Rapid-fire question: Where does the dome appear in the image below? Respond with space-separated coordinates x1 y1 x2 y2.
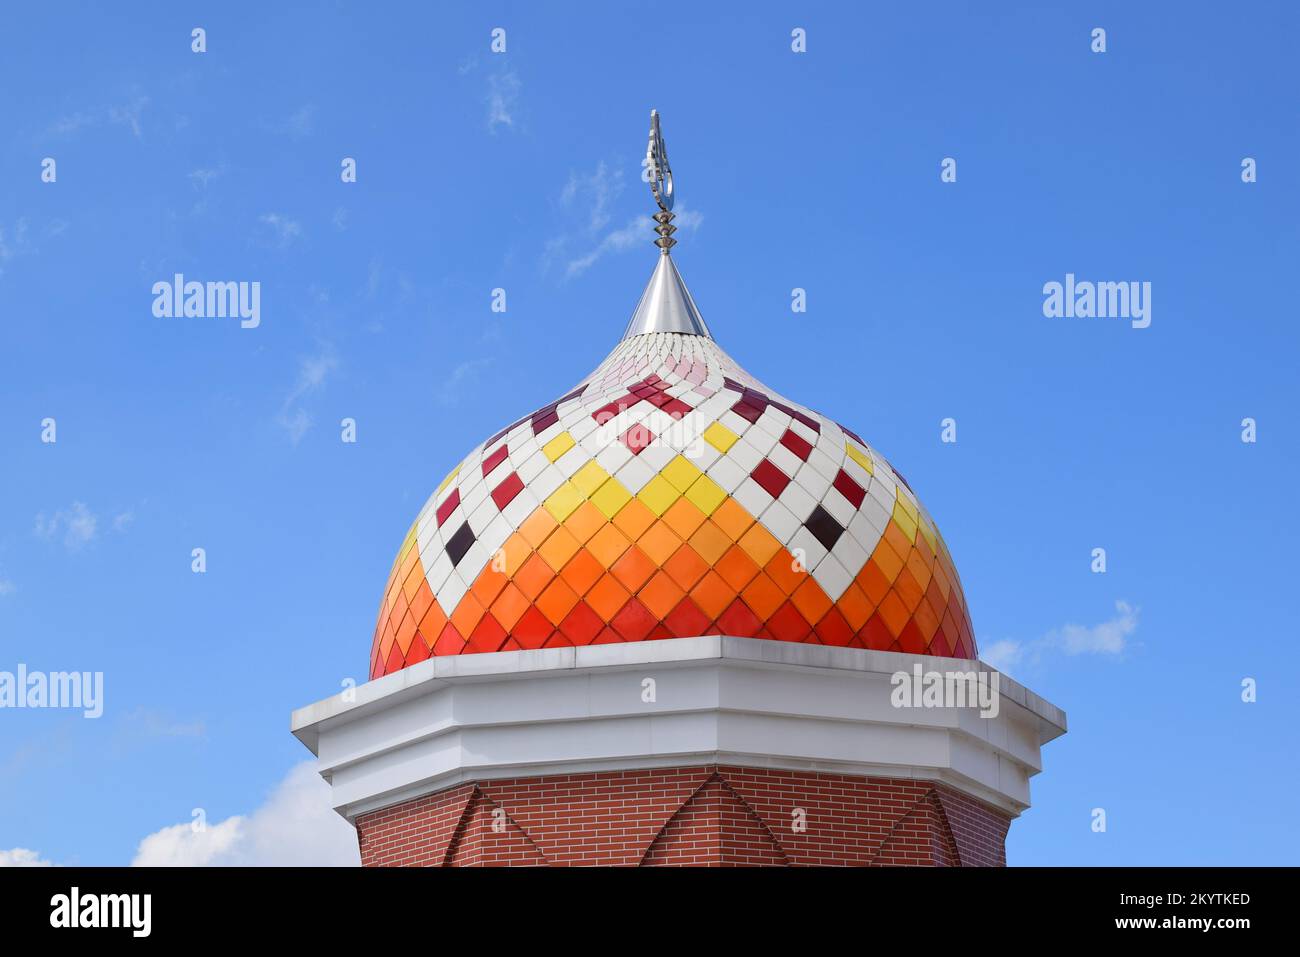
368 115 975 680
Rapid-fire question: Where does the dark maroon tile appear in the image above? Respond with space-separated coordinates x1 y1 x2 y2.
445 521 475 566
780 428 813 461
832 469 866 508
805 505 844 551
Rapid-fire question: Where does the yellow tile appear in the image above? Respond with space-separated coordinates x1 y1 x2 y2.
704 421 739 453
684 474 727 515
545 482 585 522
661 455 703 493
892 499 918 543
590 476 632 519
398 522 418 560
542 431 575 462
436 465 460 495
894 491 919 525
638 474 681 517
918 519 938 553
571 460 610 498
845 443 874 475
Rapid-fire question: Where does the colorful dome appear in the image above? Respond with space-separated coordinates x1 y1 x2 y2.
368 116 975 680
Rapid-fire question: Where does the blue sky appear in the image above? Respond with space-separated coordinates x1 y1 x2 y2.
1 1 1297 866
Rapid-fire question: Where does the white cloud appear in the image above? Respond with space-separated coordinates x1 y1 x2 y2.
276 351 338 444
258 213 302 249
0 848 53 867
487 70 520 132
0 579 14 596
982 601 1138 676
46 95 149 139
108 97 149 138
131 761 357 866
34 501 98 550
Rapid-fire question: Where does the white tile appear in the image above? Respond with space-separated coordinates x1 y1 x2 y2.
530 464 565 502
595 440 633 475
779 481 816 521
423 549 454 594
517 448 548 484
805 445 841 482
731 477 771 518
742 426 777 456
614 454 657 493
786 526 828 573
759 498 801 544
867 476 895 513
767 442 803 478
788 418 818 447
812 553 853 601
637 440 676 473
831 532 870 577
435 572 468 615
725 438 763 473
705 454 747 493
680 438 719 471
858 495 891 539
501 488 539 528
719 410 753 436
555 444 590 478
460 480 488 516
820 486 857 527
467 496 498 536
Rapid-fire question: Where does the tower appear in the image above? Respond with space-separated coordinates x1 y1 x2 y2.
292 112 1066 866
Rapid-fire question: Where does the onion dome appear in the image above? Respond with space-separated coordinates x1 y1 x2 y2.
369 112 975 679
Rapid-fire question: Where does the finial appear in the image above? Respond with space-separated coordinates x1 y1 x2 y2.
646 110 676 255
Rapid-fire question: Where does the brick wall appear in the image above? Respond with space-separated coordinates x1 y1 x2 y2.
355 766 1012 867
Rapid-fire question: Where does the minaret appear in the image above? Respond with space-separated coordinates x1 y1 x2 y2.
292 112 1067 867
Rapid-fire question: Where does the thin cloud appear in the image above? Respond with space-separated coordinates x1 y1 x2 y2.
276 351 338 444
130 761 357 866
258 213 302 249
982 601 1138 675
0 579 14 596
34 501 98 551
486 70 521 133
439 358 492 406
45 95 149 140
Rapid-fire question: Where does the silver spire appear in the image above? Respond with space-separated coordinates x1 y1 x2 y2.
622 110 711 339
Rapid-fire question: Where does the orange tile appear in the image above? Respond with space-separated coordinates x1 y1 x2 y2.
450 593 486 638
561 548 604 597
764 550 807 595
690 570 736 621
836 581 875 631
401 563 425 602
689 520 733 565
904 548 932 591
895 566 925 612
639 570 686 619
612 498 655 540
638 521 682 565
514 552 554 600
499 533 531 576
395 611 417 655
409 580 434 625
471 565 509 607
586 523 631 567
536 578 580 626
738 522 783 566
872 540 906 581
710 497 754 540
790 576 832 624
417 601 447 641
662 498 706 539
585 574 631 621
877 590 910 637
537 525 581 571
489 582 530 631
715 544 761 592
741 573 786 620
883 522 913 564
857 558 892 605
566 501 607 544
518 507 557 548
663 544 709 591
932 560 952 601
912 593 941 641
611 545 656 593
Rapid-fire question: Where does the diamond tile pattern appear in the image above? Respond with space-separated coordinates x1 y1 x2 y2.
369 332 976 678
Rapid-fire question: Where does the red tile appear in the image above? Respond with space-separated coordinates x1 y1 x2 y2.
466 614 508 654
511 606 554 649
765 600 812 643
621 424 655 455
481 444 509 476
559 601 604 645
832 469 865 508
491 472 524 509
716 598 763 638
610 598 657 642
663 597 713 638
780 429 812 461
436 488 460 527
751 459 791 498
